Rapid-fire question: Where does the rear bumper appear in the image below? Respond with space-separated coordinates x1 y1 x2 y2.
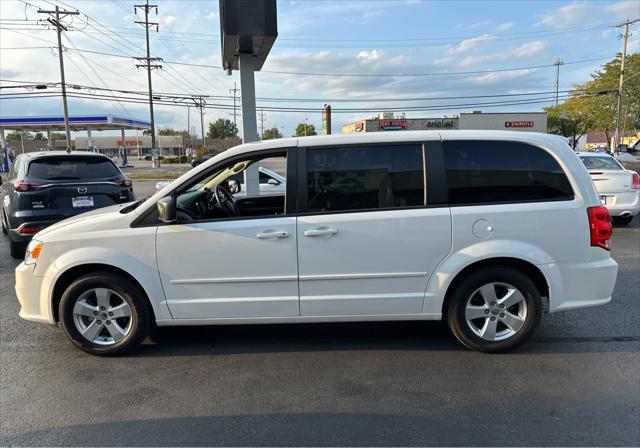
546 256 618 312
603 191 640 217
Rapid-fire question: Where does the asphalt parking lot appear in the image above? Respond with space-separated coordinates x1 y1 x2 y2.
0 216 638 446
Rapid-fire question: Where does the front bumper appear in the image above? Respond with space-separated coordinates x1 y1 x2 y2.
15 262 54 325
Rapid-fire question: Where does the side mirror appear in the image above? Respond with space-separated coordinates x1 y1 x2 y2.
157 196 176 223
228 179 241 194
267 178 279 186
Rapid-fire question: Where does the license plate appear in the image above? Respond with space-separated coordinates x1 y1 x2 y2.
72 196 94 208
599 195 607 205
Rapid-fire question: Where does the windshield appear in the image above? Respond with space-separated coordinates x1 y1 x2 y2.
27 156 121 180
579 156 622 171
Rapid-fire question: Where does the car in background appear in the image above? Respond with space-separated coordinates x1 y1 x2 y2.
143 154 165 161
578 152 640 225
1 151 134 258
190 152 215 167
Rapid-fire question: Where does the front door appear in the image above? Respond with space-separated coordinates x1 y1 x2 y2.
156 151 299 319
296 143 452 316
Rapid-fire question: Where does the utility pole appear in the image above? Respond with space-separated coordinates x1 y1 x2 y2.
229 82 239 129
258 108 266 139
38 6 79 150
134 1 162 156
613 18 639 150
192 97 206 149
186 106 191 155
553 58 563 106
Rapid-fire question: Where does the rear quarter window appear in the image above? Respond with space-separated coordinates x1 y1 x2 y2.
27 156 121 180
443 140 574 205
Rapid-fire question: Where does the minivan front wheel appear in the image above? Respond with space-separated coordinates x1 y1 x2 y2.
447 267 542 353
59 272 151 356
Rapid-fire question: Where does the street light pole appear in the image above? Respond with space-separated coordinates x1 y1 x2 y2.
613 18 639 151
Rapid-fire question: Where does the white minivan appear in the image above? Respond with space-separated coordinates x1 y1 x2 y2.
15 131 618 356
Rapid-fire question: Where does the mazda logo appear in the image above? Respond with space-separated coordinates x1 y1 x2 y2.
77 186 88 194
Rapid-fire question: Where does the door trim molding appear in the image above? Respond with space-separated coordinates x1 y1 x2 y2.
170 275 298 285
299 272 427 281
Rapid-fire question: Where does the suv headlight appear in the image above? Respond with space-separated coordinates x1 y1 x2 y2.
24 239 43 265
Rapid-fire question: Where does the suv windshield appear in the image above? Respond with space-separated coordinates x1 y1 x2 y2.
27 156 121 180
579 156 622 171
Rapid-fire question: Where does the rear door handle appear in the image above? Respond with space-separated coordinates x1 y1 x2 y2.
304 228 338 237
256 231 290 239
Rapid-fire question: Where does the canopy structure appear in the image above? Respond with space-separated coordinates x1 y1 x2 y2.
0 114 150 171
0 114 150 131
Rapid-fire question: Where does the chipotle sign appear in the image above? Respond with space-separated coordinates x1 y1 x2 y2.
505 121 534 128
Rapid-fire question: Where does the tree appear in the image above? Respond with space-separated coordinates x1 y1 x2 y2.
207 118 238 139
33 132 46 141
546 98 596 149
262 127 282 140
5 131 32 141
294 122 317 137
50 132 66 141
545 53 640 148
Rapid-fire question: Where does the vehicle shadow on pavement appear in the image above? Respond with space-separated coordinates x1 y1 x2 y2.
128 320 637 358
2 410 635 447
135 321 463 357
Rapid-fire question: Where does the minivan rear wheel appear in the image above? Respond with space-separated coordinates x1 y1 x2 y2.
447 266 542 353
59 272 151 356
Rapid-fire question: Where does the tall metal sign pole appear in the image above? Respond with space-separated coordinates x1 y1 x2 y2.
38 6 79 150
134 0 162 156
613 18 639 151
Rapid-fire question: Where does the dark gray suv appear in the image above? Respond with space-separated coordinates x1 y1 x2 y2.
1 151 134 258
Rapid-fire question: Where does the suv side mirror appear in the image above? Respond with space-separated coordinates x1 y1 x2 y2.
157 196 176 223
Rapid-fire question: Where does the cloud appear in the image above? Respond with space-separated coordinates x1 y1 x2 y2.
469 69 534 85
162 15 177 26
497 22 514 31
536 2 592 29
606 1 640 17
457 40 547 68
206 11 217 20
357 50 384 61
448 34 496 54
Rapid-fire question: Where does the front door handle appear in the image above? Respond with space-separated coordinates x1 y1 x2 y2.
256 231 290 239
304 228 338 237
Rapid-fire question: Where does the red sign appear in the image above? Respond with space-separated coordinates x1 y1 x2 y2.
379 120 407 130
505 121 534 128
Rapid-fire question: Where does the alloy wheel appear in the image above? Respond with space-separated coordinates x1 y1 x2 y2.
72 288 133 345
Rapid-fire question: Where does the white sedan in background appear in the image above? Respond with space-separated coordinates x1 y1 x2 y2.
578 152 640 225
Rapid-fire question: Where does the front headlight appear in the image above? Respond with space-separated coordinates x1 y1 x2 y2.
24 239 43 265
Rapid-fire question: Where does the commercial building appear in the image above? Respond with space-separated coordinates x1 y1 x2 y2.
341 111 547 134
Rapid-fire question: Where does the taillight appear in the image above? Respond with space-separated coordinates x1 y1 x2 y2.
19 226 41 234
12 180 40 192
587 205 612 250
631 172 640 190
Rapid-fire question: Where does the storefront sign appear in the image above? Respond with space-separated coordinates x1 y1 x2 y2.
379 120 408 131
505 121 534 128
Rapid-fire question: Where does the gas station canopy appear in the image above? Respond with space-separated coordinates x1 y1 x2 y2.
0 114 150 132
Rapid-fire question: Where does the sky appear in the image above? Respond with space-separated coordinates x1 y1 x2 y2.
0 0 638 138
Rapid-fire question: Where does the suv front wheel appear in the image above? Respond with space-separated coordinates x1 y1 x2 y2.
447 266 542 353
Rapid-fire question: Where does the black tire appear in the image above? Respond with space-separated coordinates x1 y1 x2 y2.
9 238 26 259
613 215 634 225
59 271 152 356
446 266 542 353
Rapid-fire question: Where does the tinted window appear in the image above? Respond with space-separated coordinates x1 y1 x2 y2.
27 156 120 180
443 141 573 205
579 156 622 171
306 145 424 213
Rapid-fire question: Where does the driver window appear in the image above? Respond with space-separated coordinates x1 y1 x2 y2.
175 153 287 222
